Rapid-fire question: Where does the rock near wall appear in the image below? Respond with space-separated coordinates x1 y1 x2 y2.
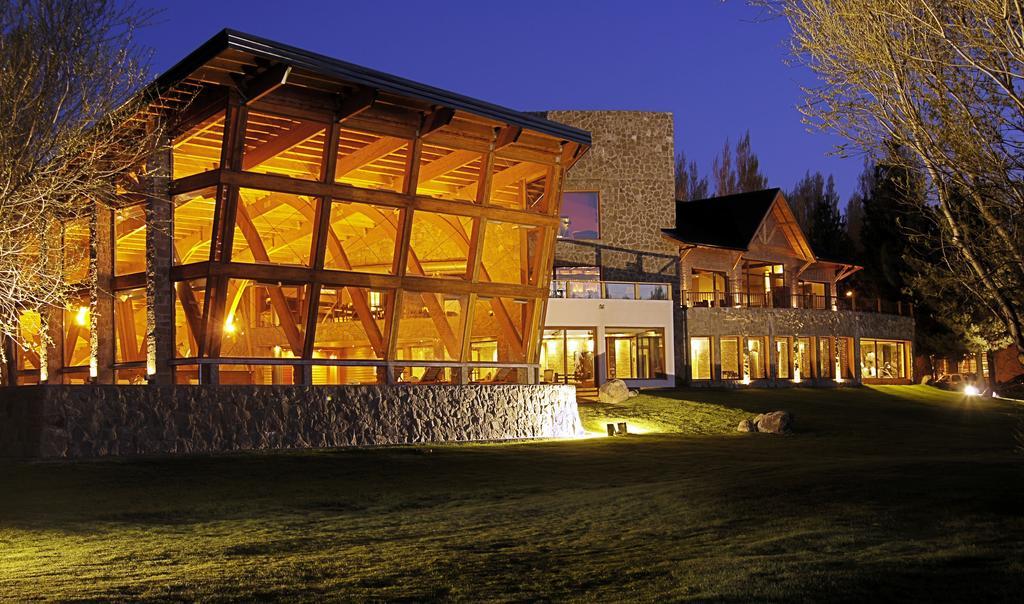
0 384 582 459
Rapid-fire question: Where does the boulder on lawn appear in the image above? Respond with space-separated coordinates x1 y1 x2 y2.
736 419 756 433
598 379 631 404
753 411 793 434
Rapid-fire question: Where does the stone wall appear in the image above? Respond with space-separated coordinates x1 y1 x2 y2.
539 111 678 283
0 384 582 459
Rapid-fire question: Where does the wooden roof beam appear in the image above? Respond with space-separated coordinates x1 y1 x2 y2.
420 106 455 138
233 63 292 105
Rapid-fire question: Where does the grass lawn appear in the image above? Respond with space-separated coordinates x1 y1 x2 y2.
2 386 1023 602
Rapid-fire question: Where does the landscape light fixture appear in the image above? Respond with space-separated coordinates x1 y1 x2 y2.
964 384 980 396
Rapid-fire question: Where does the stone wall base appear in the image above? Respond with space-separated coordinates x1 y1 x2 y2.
0 384 583 459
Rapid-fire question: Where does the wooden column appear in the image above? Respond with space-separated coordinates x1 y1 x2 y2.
145 142 174 385
92 203 114 383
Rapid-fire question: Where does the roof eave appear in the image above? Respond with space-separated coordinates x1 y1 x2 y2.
148 29 591 146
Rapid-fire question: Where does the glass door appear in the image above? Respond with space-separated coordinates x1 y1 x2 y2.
540 328 596 387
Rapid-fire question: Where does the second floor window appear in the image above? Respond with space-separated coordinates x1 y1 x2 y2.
559 191 600 240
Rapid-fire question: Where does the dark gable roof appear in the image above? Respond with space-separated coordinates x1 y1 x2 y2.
662 188 781 250
150 29 590 146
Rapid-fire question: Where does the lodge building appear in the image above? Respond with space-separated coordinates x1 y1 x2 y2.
2 30 590 389
539 112 915 389
1 35 916 392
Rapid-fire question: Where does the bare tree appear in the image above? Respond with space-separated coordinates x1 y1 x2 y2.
0 1 162 363
758 0 1024 363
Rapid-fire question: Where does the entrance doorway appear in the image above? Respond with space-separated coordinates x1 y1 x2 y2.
540 328 596 386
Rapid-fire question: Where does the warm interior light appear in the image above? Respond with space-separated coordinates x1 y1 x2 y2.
74 305 89 326
224 317 236 333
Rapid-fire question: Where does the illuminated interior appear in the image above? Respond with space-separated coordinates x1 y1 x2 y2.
7 45 587 387
689 337 712 380
606 327 666 380
720 336 741 380
860 338 910 380
539 329 595 386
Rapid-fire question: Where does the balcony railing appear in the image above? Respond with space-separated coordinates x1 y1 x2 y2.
683 290 913 316
549 280 673 301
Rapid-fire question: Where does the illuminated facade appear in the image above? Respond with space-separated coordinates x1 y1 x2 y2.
536 111 915 388
3 30 590 387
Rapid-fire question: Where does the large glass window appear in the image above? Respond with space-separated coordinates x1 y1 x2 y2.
114 204 147 275
741 262 784 307
311 364 383 386
394 292 466 362
172 109 225 180
861 339 908 379
63 217 90 284
174 279 207 358
232 188 317 267
689 269 728 307
416 143 483 202
324 201 401 274
114 288 147 364
746 336 768 380
468 297 531 364
776 336 792 379
559 191 600 239
480 221 544 285
335 128 409 193
312 287 392 361
796 281 827 309
540 329 596 386
795 337 814 381
173 187 217 265
606 327 667 380
818 337 834 379
838 337 855 380
720 336 741 380
220 280 308 359
690 337 712 380
219 364 296 385
16 310 42 376
242 112 327 180
63 296 91 368
489 157 550 213
406 210 474 279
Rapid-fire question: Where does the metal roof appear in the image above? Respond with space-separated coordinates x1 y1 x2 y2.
151 29 591 145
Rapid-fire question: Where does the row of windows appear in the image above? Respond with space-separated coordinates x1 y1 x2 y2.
171 188 546 284
173 282 534 364
689 336 912 382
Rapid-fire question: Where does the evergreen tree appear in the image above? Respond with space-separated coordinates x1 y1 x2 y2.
735 131 768 193
710 130 768 196
711 139 737 196
807 174 853 260
786 171 823 234
674 150 709 201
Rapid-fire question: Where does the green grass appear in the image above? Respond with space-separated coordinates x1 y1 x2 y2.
2 385 1023 601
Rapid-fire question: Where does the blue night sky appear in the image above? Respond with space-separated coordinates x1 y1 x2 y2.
135 0 862 204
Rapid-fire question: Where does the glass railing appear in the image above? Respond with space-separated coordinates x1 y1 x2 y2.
549 280 673 301
683 290 913 316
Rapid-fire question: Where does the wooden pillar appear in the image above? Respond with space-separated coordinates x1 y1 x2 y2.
145 143 174 385
92 203 114 384
44 307 63 384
